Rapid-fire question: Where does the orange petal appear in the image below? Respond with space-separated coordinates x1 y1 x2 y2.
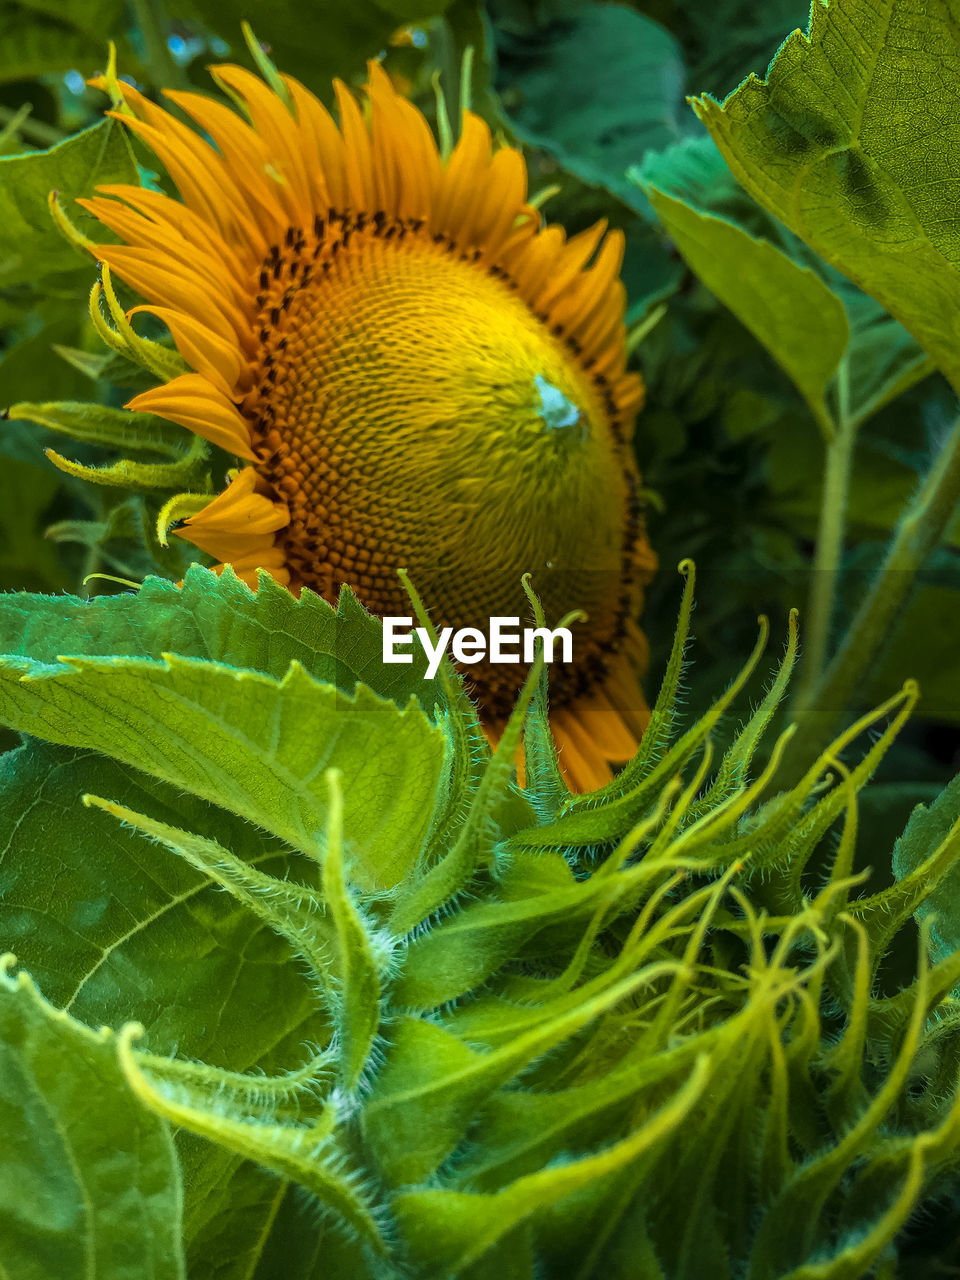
128 374 256 459
127 306 250 398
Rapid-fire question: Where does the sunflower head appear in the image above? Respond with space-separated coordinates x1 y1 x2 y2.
79 60 655 789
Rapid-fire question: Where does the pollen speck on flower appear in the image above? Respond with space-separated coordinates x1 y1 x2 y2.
535 375 585 436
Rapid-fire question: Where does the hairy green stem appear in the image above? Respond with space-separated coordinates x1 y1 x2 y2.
798 358 854 703
790 413 960 772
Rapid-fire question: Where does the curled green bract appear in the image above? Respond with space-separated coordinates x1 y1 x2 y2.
0 564 957 1279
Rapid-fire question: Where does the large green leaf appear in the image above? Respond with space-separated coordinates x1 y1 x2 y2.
0 957 185 1280
0 740 324 1067
494 4 691 211
637 134 934 428
0 566 445 715
635 134 784 242
0 653 448 891
391 1059 708 1276
110 1031 385 1257
0 117 137 290
694 0 960 392
180 1165 306 1280
0 739 338 1278
640 185 849 434
240 1188 370 1279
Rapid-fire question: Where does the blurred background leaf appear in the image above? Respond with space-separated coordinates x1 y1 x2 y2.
0 118 135 288
492 4 693 213
162 0 455 90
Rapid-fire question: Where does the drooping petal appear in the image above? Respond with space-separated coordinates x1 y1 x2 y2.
127 375 256 459
174 466 289 562
127 306 252 398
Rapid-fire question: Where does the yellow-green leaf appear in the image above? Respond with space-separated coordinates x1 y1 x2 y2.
0 654 448 892
0 960 185 1280
642 186 849 436
693 0 960 391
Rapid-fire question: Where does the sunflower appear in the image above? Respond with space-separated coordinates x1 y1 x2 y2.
80 60 656 792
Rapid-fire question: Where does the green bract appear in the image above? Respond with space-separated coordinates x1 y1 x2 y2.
3 0 960 1275
2 565 960 1279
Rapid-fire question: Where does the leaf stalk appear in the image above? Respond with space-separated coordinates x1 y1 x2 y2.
791 412 960 771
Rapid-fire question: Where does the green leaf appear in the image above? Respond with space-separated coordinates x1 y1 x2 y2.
0 118 137 291
634 134 783 242
185 1162 372 1279
322 770 384 1091
394 872 600 1010
51 343 161 391
892 772 960 966
177 1165 299 1280
494 5 691 212
0 455 71 591
641 186 849 436
693 0 960 392
0 739 335 1272
5 397 211 494
0 740 326 1071
0 652 448 892
637 134 934 429
0 958 185 1280
187 1168 371 1279
176 1162 293 1280
363 966 663 1184
82 794 338 991
0 565 447 717
117 1025 388 1256
6 399 192 456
